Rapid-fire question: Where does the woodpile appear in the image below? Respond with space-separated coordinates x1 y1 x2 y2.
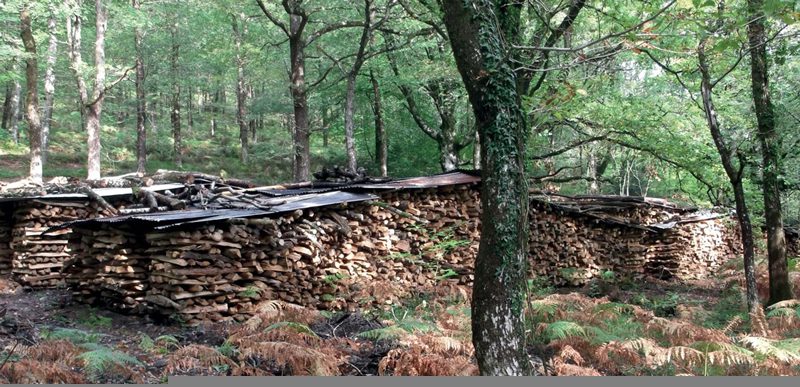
528 197 740 285
54 173 743 324
9 200 115 288
65 185 480 324
0 207 12 276
64 225 150 313
645 218 740 280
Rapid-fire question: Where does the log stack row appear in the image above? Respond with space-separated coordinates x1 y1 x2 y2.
65 225 151 312
645 218 740 279
65 185 481 324
9 200 115 288
0 206 12 276
62 181 743 324
527 201 654 286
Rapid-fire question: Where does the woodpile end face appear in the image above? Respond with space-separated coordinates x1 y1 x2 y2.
0 172 744 325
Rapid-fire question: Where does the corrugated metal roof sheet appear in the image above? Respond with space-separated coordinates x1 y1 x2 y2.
0 183 185 203
353 171 481 190
53 191 377 232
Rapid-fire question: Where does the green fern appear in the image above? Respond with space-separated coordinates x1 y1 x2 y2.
77 344 142 382
155 335 180 348
139 334 155 351
357 326 407 340
264 321 320 338
216 341 238 358
543 321 586 341
42 327 104 344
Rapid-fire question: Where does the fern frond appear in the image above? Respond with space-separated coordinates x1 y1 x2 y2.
358 326 407 341
239 341 340 376
540 321 586 342
766 300 800 310
165 344 235 375
77 346 142 381
739 336 800 363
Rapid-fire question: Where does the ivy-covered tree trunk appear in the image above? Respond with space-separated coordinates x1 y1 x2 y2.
747 0 792 304
442 0 531 375
133 0 147 174
20 5 43 183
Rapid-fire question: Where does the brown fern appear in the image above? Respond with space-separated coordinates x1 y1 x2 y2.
0 359 86 384
164 344 236 375
238 341 340 376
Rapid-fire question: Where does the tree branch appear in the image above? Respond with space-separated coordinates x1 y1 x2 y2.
255 0 289 37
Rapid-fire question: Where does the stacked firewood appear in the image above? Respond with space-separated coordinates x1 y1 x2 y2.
64 225 151 312
9 200 113 287
645 218 740 279
0 207 12 276
65 185 481 324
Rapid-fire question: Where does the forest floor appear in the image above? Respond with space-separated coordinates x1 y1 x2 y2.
0 259 799 382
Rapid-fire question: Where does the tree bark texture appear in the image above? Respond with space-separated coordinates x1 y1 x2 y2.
747 0 791 304
134 0 147 174
442 0 531 375
20 5 43 183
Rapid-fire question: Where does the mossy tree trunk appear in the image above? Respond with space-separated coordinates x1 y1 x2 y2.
442 0 531 375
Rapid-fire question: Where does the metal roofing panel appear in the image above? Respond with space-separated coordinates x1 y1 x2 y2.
0 183 185 203
354 171 480 190
155 191 377 230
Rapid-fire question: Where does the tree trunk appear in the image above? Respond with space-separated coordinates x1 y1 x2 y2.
66 0 106 180
370 70 387 177
233 14 249 163
2 84 11 130
187 86 194 131
344 73 358 172
87 0 107 180
134 0 147 174
170 23 182 168
8 63 21 144
42 11 58 164
289 16 310 182
699 38 759 312
20 5 43 183
747 0 792 304
473 128 481 170
442 0 532 375
438 125 459 172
